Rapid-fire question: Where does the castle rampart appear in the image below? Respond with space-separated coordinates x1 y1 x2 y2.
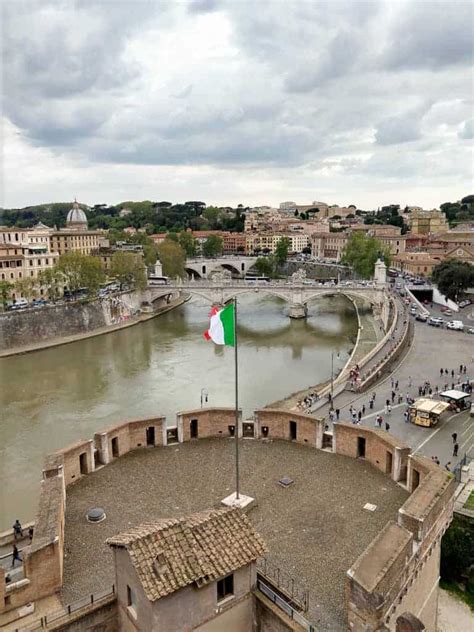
0 408 455 632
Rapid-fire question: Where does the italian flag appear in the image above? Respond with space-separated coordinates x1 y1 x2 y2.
204 302 235 346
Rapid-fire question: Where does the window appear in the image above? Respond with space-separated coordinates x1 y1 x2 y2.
127 585 137 616
217 574 234 602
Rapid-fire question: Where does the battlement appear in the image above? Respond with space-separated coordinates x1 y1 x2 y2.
0 408 455 632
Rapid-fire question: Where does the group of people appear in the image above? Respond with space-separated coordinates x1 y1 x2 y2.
9 519 33 569
297 391 319 411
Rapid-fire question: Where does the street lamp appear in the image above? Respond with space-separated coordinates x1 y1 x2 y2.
200 388 209 408
330 350 341 410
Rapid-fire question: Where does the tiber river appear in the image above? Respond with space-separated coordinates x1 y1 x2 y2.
0 294 357 529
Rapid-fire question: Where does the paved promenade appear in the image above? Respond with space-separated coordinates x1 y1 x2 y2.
314 317 473 470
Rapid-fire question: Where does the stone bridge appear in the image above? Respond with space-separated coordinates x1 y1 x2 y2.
184 256 257 279
145 268 390 322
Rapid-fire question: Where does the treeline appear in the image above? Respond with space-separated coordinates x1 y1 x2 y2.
0 200 247 233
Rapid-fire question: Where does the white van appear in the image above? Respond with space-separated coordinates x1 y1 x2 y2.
446 320 464 331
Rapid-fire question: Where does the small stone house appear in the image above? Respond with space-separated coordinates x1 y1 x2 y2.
107 507 267 631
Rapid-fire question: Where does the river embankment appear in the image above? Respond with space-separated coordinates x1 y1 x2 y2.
0 292 187 358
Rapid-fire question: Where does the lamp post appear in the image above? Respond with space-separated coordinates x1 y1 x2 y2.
330 350 341 411
200 388 208 408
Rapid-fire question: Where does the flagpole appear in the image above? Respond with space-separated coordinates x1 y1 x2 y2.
234 297 240 500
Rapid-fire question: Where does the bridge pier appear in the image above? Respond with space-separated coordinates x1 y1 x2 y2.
289 303 307 319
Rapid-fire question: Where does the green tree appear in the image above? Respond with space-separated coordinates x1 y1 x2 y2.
431 259 474 302
202 235 223 257
38 268 63 301
14 277 38 302
0 280 13 308
255 257 274 277
179 231 196 257
166 232 179 243
110 251 147 290
157 240 186 278
342 232 390 278
275 237 290 265
57 252 105 295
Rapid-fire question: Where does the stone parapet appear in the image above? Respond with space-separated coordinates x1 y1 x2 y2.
0 408 455 631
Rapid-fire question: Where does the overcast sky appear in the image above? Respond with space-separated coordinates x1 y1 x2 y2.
1 0 473 210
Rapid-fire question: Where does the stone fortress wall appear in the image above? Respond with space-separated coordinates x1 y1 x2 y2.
0 290 177 352
0 407 455 631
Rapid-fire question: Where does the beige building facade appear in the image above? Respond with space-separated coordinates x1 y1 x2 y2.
410 209 449 235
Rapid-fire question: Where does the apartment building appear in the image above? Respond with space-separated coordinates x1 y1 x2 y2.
409 209 448 235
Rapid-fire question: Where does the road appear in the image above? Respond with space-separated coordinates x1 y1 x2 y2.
314 295 473 470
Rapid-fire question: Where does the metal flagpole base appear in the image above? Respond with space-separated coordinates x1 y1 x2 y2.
221 492 255 511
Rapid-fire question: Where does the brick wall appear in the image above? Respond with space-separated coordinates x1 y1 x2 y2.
334 423 410 481
254 409 324 447
2 470 65 615
178 408 241 442
58 440 94 486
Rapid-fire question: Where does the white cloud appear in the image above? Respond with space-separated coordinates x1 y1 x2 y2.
1 0 473 209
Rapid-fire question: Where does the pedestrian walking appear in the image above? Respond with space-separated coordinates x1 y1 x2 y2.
372 392 376 401
391 390 395 403
386 398 390 408
11 545 22 568
362 404 366 415
28 526 34 543
428 387 432 396
418 385 423 396
445 462 451 472
358 410 362 423
459 364 463 374
391 377 394 388
385 421 390 432
453 443 459 457
434 457 440 465
408 375 412 387
369 399 374 410
335 408 340 421
395 380 399 390
463 365 467 374
404 410 409 423
452 432 457 443
440 368 443 376
387 404 392 415
12 520 23 541
451 369 455 378
398 394 403 404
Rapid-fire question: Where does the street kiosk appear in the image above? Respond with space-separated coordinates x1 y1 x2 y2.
440 389 472 412
409 398 450 427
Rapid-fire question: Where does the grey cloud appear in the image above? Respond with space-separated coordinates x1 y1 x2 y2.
375 116 422 145
459 119 474 139
381 1 473 70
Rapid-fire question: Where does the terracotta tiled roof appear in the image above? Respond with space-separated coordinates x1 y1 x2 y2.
107 507 267 601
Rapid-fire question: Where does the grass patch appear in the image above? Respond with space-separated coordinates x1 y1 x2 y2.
463 491 474 511
440 579 474 611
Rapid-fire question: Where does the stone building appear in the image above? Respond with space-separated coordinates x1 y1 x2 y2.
107 507 266 631
50 201 105 256
409 209 448 235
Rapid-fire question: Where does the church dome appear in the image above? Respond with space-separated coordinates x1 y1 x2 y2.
66 199 88 228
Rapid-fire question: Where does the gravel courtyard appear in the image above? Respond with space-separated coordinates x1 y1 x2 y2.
62 438 408 630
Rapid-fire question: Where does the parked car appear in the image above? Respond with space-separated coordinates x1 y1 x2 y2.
416 313 428 322
467 328 474 335
459 300 471 308
444 309 453 317
428 317 444 327
32 298 47 308
8 298 29 311
446 320 464 331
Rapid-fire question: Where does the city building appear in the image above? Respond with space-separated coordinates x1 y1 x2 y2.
0 223 59 295
409 209 449 235
392 252 440 276
50 201 105 256
245 232 309 255
311 225 406 262
108 507 266 631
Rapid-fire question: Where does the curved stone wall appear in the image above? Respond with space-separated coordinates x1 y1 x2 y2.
0 407 455 632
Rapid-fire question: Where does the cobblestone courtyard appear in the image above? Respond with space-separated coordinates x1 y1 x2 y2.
62 438 408 629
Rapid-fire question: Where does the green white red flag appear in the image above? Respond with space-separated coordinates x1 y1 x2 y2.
204 302 235 346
